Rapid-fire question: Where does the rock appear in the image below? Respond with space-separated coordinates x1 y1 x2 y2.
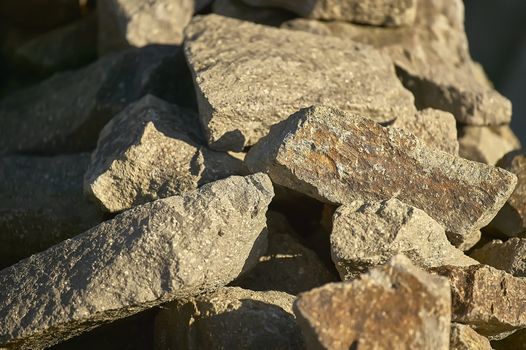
459 125 521 165
246 105 517 242
84 95 247 212
212 0 294 26
243 0 417 26
283 0 512 126
471 238 526 277
154 287 304 350
331 199 476 280
487 151 526 237
390 108 459 155
0 154 104 269
0 174 273 350
12 14 97 75
432 264 526 338
492 328 526 350
97 0 193 54
293 255 451 350
0 45 194 155
450 323 492 350
0 0 81 30
184 14 416 151
232 211 337 294
455 230 482 252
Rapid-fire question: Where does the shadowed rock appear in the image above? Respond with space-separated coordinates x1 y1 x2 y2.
459 125 521 165
471 238 526 277
450 323 492 350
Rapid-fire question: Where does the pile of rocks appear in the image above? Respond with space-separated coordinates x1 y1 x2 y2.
1 0 525 349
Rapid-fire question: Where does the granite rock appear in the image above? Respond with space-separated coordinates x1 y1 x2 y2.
0 174 273 350
459 125 521 165
450 323 492 350
471 238 526 277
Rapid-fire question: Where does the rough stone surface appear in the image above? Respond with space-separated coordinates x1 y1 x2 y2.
471 238 526 277
243 0 417 26
154 287 304 350
331 199 476 280
233 211 337 295
0 45 193 155
450 323 492 350
488 151 526 237
0 154 104 269
455 230 482 252
432 264 526 338
246 105 517 242
459 125 521 165
294 255 451 350
97 0 193 54
184 14 416 151
0 174 273 350
283 0 512 126
84 95 246 212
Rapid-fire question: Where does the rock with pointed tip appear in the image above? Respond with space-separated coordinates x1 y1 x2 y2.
450 323 492 350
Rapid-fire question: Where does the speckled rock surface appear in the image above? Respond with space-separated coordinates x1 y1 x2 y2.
184 14 416 151
243 0 417 26
432 264 526 338
0 174 273 350
97 0 193 54
283 0 512 126
84 95 246 212
455 230 482 252
294 255 451 350
450 323 492 350
154 287 304 350
246 105 517 242
331 199 476 280
471 238 526 277
0 154 104 269
459 125 521 165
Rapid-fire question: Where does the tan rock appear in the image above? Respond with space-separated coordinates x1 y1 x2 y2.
450 323 492 350
184 14 416 151
459 125 521 165
246 105 517 242
455 230 482 252
471 238 526 277
331 199 476 280
293 255 451 350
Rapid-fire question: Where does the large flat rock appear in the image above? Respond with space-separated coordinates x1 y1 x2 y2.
184 14 416 151
0 174 273 350
246 105 516 242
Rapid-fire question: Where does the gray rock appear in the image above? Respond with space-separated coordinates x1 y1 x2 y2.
459 125 521 165
246 105 517 243
293 255 451 350
432 264 526 338
233 211 337 295
97 0 193 54
212 0 294 26
0 154 104 269
0 174 273 350
84 95 246 212
154 287 304 350
0 45 194 155
283 0 512 126
184 14 416 151
450 323 492 350
243 0 417 26
471 238 526 277
331 199 477 280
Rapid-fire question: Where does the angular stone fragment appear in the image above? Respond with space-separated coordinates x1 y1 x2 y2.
246 105 517 242
212 0 294 26
294 255 451 350
97 0 193 54
0 45 194 155
471 238 526 277
331 199 476 280
84 95 246 212
450 323 492 350
0 174 273 350
283 0 512 126
233 211 337 294
455 230 481 252
243 0 417 26
432 264 526 338
0 154 104 269
184 14 416 151
154 287 304 350
459 125 521 165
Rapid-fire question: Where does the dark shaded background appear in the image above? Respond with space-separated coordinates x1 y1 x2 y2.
464 0 526 144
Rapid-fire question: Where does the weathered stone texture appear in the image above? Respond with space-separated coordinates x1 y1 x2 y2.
154 287 304 350
184 14 415 151
294 255 451 350
0 174 273 350
459 125 521 165
471 238 526 277
246 105 517 242
450 323 492 350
